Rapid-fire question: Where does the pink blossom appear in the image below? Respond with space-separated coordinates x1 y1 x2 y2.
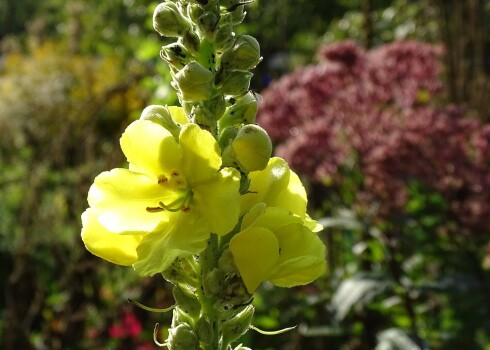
258 40 490 232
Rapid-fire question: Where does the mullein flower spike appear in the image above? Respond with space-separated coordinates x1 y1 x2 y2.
81 0 325 348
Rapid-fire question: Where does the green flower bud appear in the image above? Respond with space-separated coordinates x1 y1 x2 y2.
239 171 251 194
218 248 238 274
220 35 261 70
161 42 191 70
221 4 247 23
215 24 235 51
218 126 239 150
203 94 226 121
218 92 258 129
182 97 224 129
162 257 198 286
222 305 254 345
168 323 199 350
187 3 205 24
197 11 219 37
218 125 240 168
203 268 225 297
140 105 182 139
173 61 214 101
218 70 253 96
172 308 194 328
153 1 191 37
182 29 201 53
232 124 272 172
172 286 201 318
195 317 213 345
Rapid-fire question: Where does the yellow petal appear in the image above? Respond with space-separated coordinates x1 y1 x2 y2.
133 212 209 276
247 206 303 232
193 167 241 235
270 169 307 217
81 209 143 266
269 224 326 287
168 106 189 124
229 227 279 292
304 213 324 233
179 124 221 185
241 157 308 217
240 203 267 230
88 168 174 233
120 120 182 177
240 157 290 215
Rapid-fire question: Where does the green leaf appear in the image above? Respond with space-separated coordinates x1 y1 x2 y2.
376 328 422 350
331 273 392 321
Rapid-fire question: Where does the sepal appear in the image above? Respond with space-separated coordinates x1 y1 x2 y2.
173 61 214 101
221 305 254 345
153 1 191 38
140 105 182 139
167 322 199 350
220 35 261 70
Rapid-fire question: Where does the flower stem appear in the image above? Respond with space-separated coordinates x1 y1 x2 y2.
198 234 222 349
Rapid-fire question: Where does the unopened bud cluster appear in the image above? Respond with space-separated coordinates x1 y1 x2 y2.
160 251 254 349
153 0 269 179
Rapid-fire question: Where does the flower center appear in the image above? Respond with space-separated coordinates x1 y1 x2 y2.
146 170 192 213
157 170 187 190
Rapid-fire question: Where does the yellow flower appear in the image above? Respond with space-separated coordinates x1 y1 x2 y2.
229 203 325 293
229 157 325 292
241 157 322 231
81 116 240 275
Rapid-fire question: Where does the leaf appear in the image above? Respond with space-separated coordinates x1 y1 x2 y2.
331 273 392 321
375 328 423 350
318 208 362 230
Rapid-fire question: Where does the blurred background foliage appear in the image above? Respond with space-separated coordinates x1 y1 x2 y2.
0 0 489 349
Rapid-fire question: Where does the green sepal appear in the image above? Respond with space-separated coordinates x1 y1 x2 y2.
221 305 254 346
153 2 191 38
168 322 200 350
172 285 201 318
195 317 214 345
218 92 258 130
218 70 253 96
161 42 192 70
220 35 261 70
173 61 214 101
140 105 182 139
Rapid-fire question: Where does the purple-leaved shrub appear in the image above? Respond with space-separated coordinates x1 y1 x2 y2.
258 40 490 234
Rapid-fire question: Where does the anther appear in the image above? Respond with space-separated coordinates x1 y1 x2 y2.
158 176 168 184
146 206 165 213
181 206 191 212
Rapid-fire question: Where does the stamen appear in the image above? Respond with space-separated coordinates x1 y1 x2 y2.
159 201 182 212
171 171 179 177
158 176 168 184
146 192 192 214
146 206 165 213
